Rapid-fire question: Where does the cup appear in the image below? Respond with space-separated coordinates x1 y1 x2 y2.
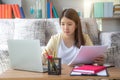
48 58 61 75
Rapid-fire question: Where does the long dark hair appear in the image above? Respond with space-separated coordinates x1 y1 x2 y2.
59 8 85 48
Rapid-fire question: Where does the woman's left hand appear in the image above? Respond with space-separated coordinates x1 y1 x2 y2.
93 55 105 66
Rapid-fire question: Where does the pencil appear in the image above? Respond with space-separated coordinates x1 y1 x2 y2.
53 51 56 58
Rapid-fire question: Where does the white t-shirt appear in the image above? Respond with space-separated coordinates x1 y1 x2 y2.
57 39 79 64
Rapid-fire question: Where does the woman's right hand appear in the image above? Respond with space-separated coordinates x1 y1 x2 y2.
43 49 53 59
93 55 105 66
42 49 52 65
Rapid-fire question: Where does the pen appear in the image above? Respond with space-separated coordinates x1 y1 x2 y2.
106 65 115 68
53 51 56 58
72 71 97 76
81 73 97 76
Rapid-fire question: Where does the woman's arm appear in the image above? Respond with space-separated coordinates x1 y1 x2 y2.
42 36 56 64
83 34 93 46
42 33 61 64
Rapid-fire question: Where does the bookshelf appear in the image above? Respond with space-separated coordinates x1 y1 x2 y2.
22 0 84 18
92 2 120 32
1 0 120 32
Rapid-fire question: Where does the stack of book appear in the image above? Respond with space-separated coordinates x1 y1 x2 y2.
70 65 108 76
0 4 25 18
113 4 120 17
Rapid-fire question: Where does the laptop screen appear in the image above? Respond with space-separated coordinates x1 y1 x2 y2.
7 40 45 72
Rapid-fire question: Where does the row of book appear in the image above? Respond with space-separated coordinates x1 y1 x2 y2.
30 0 58 18
0 4 25 18
113 4 120 17
93 2 113 18
47 0 59 18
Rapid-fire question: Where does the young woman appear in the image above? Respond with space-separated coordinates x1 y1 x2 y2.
42 8 104 65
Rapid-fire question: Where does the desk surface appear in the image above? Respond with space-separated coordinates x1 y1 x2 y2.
0 65 120 80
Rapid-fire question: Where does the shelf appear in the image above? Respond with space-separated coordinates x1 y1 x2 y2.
94 17 120 19
102 17 120 32
101 17 120 19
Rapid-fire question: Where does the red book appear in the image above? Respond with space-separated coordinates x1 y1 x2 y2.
7 4 12 18
12 4 18 18
14 4 21 18
73 65 106 74
1 4 5 18
4 4 7 18
12 4 21 18
50 2 53 18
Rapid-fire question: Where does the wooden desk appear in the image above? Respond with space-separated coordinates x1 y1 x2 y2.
0 65 120 80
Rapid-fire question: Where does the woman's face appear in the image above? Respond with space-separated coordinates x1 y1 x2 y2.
60 17 76 36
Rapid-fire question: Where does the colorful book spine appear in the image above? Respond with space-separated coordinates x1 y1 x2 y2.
7 4 12 18
47 1 50 18
12 4 18 18
50 2 53 18
104 2 113 17
4 4 7 18
14 4 21 18
108 2 113 17
41 0 46 18
19 7 25 18
52 5 58 18
1 4 5 18
38 0 42 18
12 4 21 18
94 2 104 18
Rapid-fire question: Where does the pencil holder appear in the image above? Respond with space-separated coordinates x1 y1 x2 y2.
48 58 61 75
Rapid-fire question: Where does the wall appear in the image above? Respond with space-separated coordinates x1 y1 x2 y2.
22 0 35 18
51 0 84 17
102 18 120 32
2 0 21 6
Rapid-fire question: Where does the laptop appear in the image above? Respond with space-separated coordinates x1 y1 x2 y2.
7 40 47 72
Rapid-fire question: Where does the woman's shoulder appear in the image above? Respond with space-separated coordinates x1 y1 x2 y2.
51 33 62 39
83 33 93 46
83 33 89 38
